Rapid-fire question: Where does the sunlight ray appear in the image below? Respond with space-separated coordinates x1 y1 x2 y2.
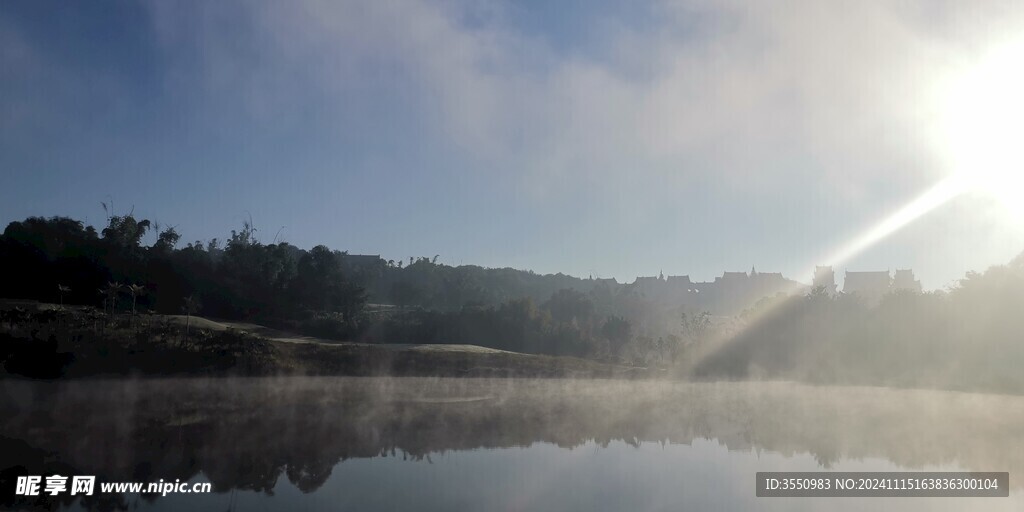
814 175 966 277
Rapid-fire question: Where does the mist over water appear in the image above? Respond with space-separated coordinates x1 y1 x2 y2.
2 377 1022 511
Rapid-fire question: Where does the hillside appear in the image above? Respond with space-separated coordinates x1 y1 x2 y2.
0 302 634 379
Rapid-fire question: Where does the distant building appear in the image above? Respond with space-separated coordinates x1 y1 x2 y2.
707 269 795 313
633 275 663 287
892 269 922 293
812 266 837 294
842 269 923 302
666 274 694 291
719 271 749 282
843 270 892 302
628 268 800 314
619 264 922 313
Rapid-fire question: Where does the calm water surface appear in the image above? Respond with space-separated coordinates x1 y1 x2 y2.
1 377 1022 511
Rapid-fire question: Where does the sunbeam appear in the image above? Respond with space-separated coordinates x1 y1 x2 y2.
813 175 967 278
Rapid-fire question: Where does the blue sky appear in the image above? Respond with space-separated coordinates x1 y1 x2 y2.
2 0 1023 289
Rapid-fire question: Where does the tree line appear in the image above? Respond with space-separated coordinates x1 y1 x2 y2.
7 211 1021 385
0 213 701 363
0 214 364 334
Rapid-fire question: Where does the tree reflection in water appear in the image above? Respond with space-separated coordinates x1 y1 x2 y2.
1 377 1022 511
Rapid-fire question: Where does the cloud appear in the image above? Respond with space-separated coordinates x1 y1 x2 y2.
142 1 1024 197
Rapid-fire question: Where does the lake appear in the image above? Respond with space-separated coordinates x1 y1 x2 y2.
1 377 1022 511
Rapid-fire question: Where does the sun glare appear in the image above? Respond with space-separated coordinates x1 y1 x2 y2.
796 41 1024 278
941 41 1024 220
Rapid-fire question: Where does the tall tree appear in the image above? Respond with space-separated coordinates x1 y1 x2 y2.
102 282 122 318
127 284 144 316
57 284 70 308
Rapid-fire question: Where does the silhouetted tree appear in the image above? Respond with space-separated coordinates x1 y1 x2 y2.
102 282 122 318
57 284 70 307
127 284 144 316
601 316 632 357
390 282 423 308
153 226 181 252
543 289 593 325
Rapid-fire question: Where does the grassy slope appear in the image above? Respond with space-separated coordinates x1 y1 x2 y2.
161 315 517 353
153 313 627 377
0 302 634 379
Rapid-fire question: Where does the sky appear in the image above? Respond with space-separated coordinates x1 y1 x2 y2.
2 0 1024 290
